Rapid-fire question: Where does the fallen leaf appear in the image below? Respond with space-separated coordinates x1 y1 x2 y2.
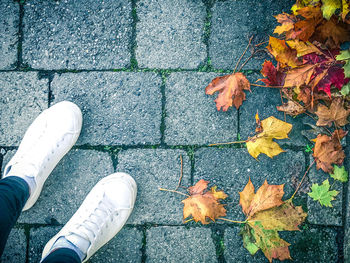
246 116 293 159
314 18 350 48
343 0 350 21
321 0 341 19
277 100 306 116
316 65 350 97
293 6 323 41
336 49 350 78
205 72 251 111
315 98 350 126
258 60 286 86
312 129 347 173
182 179 227 224
284 64 316 88
286 39 322 56
308 179 339 207
330 165 348 182
267 37 300 68
239 179 307 263
274 13 296 35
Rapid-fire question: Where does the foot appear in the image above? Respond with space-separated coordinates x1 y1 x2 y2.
41 173 137 262
2 101 82 211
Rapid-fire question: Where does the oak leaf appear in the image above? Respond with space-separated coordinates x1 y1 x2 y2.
312 129 347 173
182 179 227 224
315 98 350 126
239 179 307 262
205 72 251 111
246 116 293 159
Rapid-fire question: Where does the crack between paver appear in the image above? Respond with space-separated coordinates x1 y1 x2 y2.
16 1 24 70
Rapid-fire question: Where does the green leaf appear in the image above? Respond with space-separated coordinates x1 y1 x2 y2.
336 49 350 78
340 83 350 96
242 231 259 255
308 179 339 207
321 0 341 19
330 165 348 182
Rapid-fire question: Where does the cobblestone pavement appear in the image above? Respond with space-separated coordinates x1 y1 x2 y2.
0 0 349 262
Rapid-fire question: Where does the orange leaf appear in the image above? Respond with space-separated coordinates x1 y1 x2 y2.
284 64 316 88
182 180 227 224
205 72 251 111
267 37 300 68
274 13 296 35
313 129 347 173
239 177 255 216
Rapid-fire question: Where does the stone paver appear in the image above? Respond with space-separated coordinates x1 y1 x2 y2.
87 228 143 263
0 1 18 69
344 149 350 262
0 72 48 146
307 157 343 226
136 0 206 69
224 226 338 263
194 148 305 221
17 149 114 224
240 74 312 147
209 0 294 70
23 0 132 69
1 228 26 263
117 149 190 224
165 72 237 145
146 226 217 263
51 72 162 145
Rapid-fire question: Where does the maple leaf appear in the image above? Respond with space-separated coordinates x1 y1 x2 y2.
277 100 306 116
316 65 350 97
205 72 251 111
314 18 350 48
330 165 348 182
312 129 347 173
308 179 339 207
246 116 293 159
267 37 300 68
343 0 350 21
286 39 322 57
239 179 307 262
182 179 227 224
293 6 323 41
258 60 286 86
321 0 341 19
341 83 350 96
284 64 316 88
274 13 296 35
315 98 350 126
336 49 350 78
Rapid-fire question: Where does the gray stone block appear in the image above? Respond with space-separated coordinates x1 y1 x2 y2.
117 149 191 224
194 148 305 222
0 72 48 146
164 72 237 145
18 149 114 224
343 148 350 262
28 226 61 263
146 226 217 263
23 0 132 69
307 157 342 226
209 0 294 70
1 228 26 263
88 227 143 263
135 0 206 69
51 72 162 145
0 1 18 69
224 226 338 263
239 74 312 147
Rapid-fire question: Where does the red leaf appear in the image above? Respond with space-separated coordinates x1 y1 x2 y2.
258 61 286 86
316 66 350 97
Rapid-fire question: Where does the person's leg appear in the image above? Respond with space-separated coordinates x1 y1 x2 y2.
0 101 82 257
0 177 29 256
41 173 137 263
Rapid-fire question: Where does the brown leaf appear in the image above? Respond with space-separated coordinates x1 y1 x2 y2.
205 72 251 111
313 129 347 173
315 98 350 126
284 64 316 88
182 180 227 224
314 18 350 49
239 177 255 216
277 100 306 116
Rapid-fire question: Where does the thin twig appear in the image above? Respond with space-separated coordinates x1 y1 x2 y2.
290 159 316 200
175 155 183 191
233 36 254 73
238 49 265 72
159 188 189 197
183 218 194 224
218 218 247 224
280 89 286 122
255 41 268 47
209 141 246 146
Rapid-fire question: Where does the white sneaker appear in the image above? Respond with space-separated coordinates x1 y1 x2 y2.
2 101 82 211
41 173 137 262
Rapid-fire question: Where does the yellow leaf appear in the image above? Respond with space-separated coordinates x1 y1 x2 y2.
342 0 350 20
246 116 293 159
210 186 228 200
286 40 322 57
321 0 341 20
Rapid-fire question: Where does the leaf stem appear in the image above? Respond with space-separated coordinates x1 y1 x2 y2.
218 217 247 224
233 36 254 73
183 218 194 224
209 141 246 146
175 154 183 191
290 159 316 200
159 188 189 197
